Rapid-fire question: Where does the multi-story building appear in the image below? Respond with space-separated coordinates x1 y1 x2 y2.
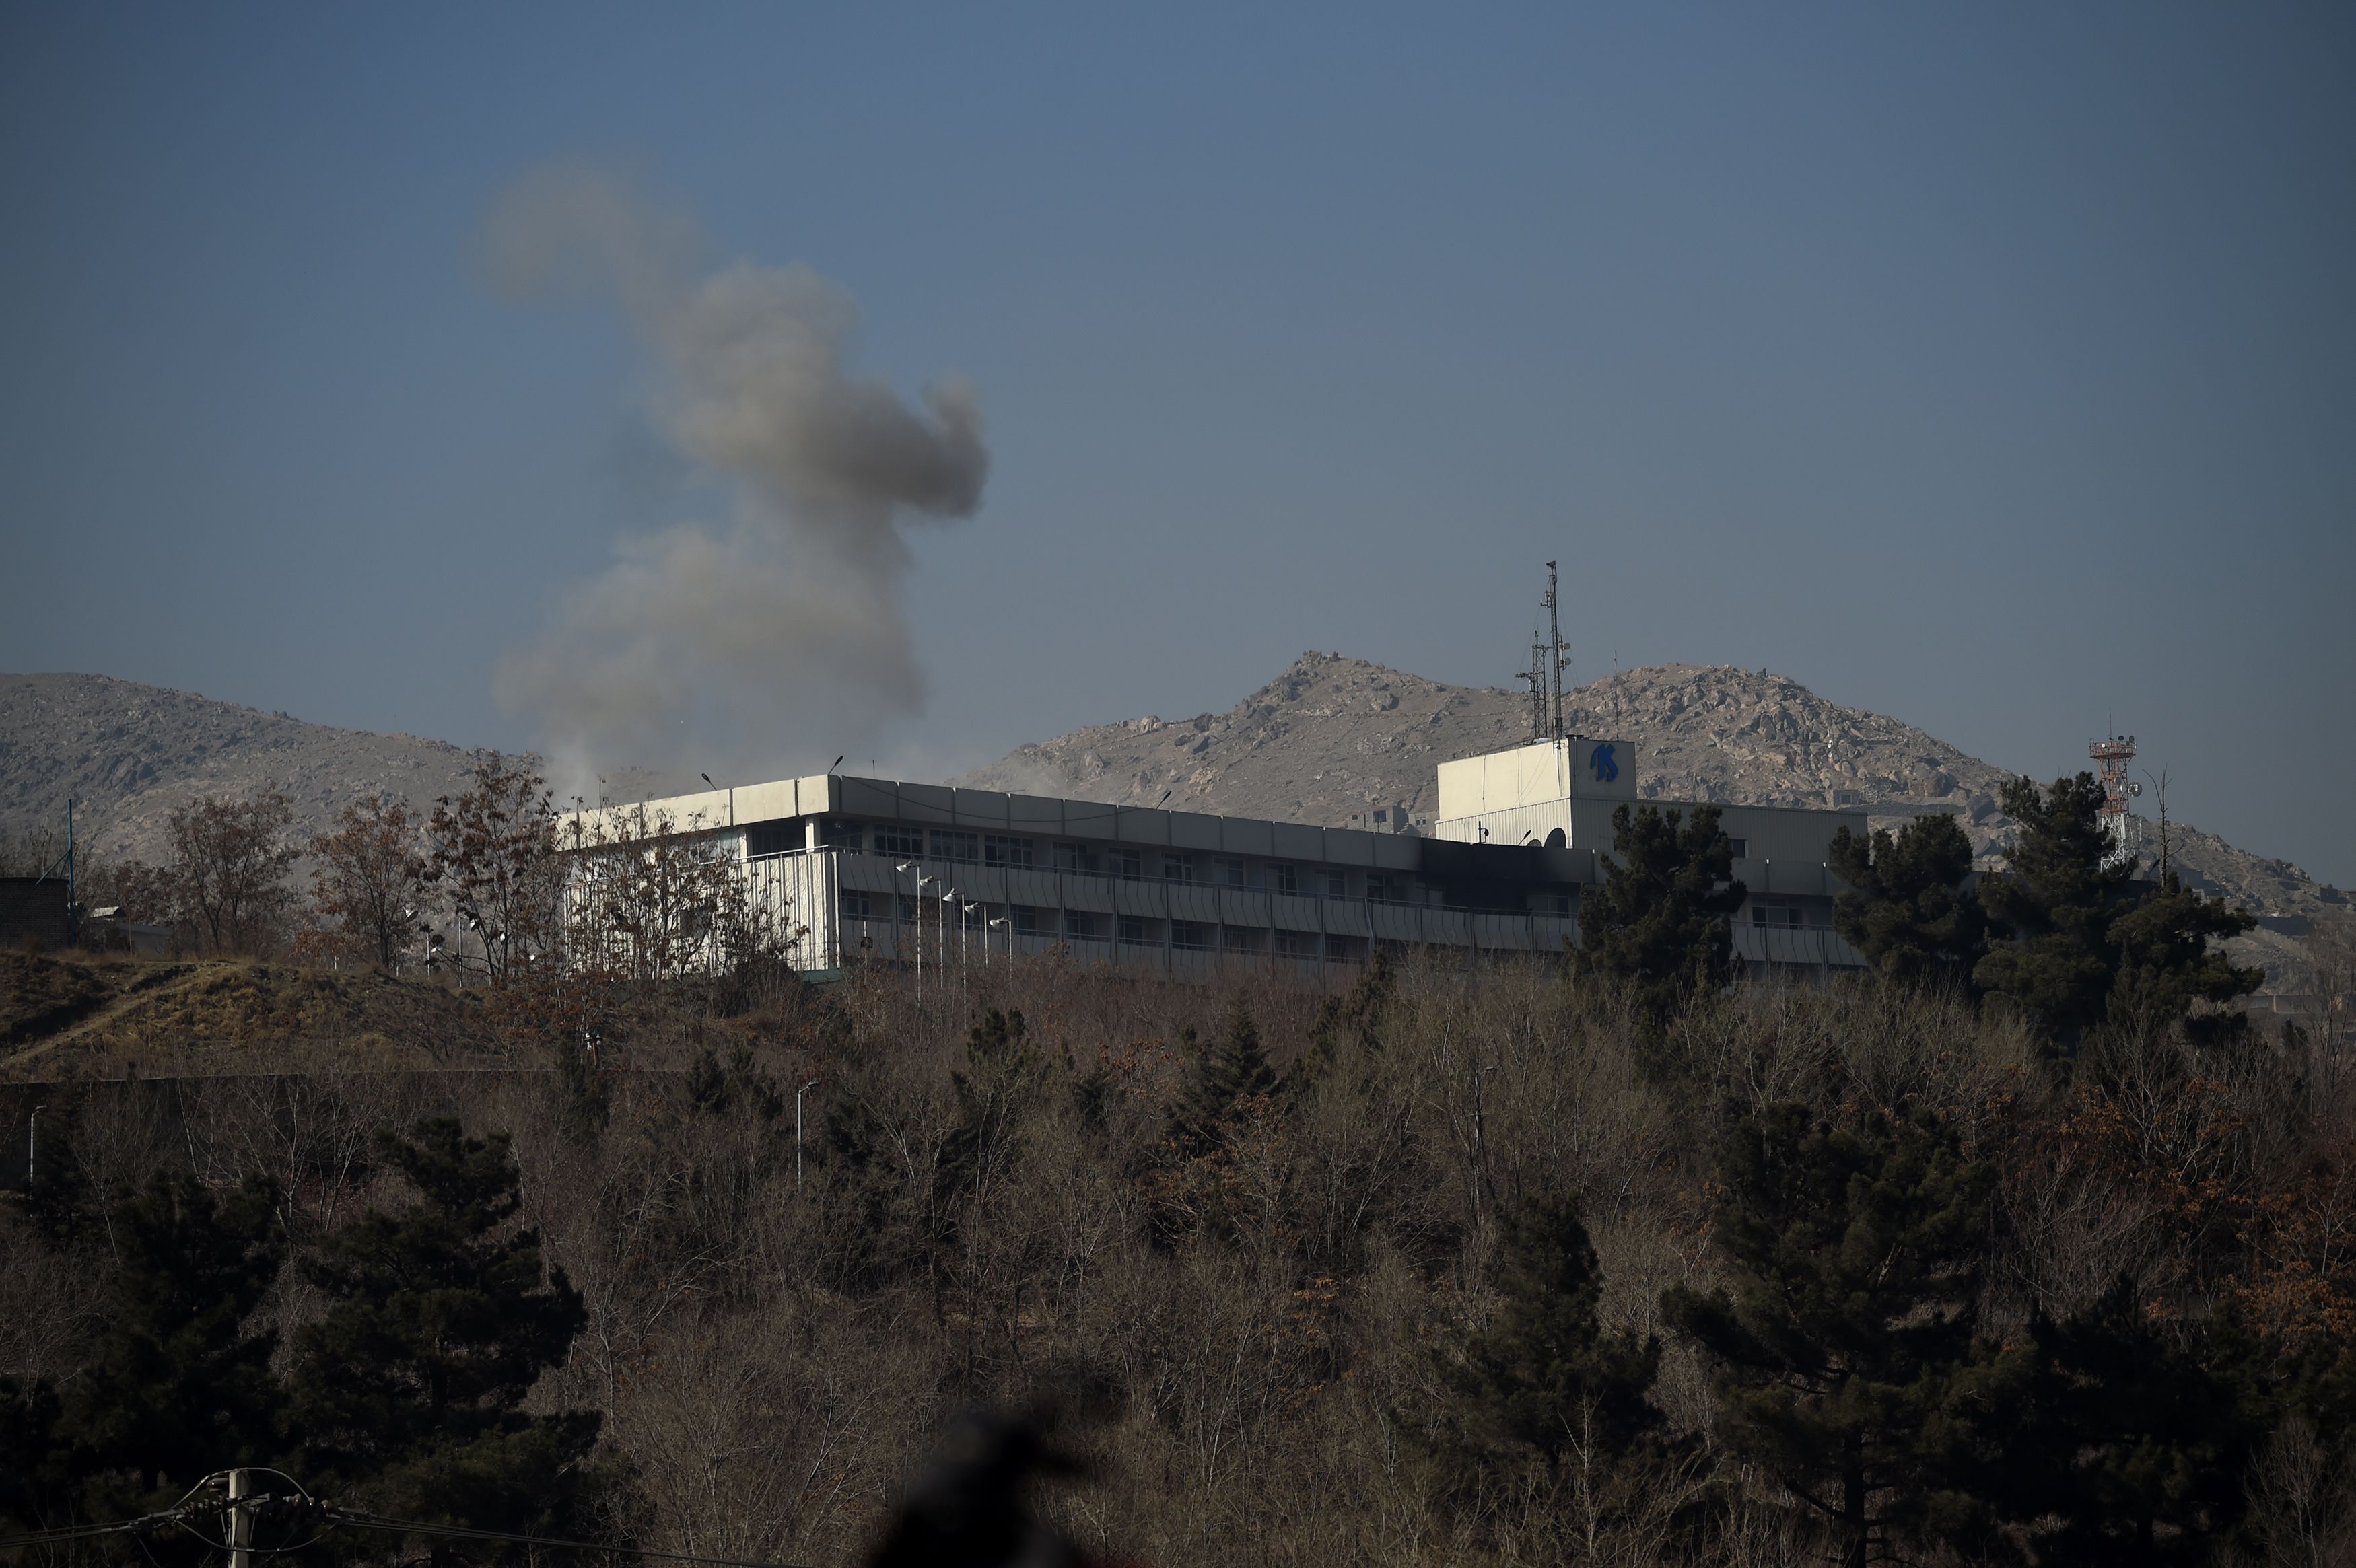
570 737 1867 979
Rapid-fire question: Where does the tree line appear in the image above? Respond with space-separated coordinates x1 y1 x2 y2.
54 759 788 986
1570 771 2264 1055
3 768 2351 1565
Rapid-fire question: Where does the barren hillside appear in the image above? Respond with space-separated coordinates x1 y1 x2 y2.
0 672 691 869
955 652 2347 940
5 660 2339 970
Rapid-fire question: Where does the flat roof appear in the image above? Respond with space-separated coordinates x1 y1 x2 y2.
567 773 1427 870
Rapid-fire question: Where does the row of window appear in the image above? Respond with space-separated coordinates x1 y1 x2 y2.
839 892 1364 958
801 819 1424 898
1747 896 1834 930
782 819 1765 874
844 885 1803 935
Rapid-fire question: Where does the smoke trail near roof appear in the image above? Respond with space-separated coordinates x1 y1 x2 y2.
485 165 988 782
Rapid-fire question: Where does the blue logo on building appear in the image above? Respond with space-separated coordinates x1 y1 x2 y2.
1590 743 1618 783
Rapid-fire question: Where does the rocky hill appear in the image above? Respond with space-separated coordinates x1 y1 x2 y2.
0 672 691 871
6 660 2341 981
955 651 2347 947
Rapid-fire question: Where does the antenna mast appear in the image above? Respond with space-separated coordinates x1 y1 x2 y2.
1519 629 1547 738
1540 561 1570 741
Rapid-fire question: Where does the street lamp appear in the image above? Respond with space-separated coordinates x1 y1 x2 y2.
988 915 1013 979
961 900 982 1002
940 889 963 1003
915 873 941 1003
893 865 918 942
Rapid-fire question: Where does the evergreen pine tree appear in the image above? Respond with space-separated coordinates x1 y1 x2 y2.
1449 1197 1663 1477
1662 1104 1992 1568
1573 803 1747 1024
1977 775 2264 1053
939 1008 1042 1208
55 1173 286 1509
1974 775 2138 1047
2105 872 2262 1047
1167 1003 1280 1159
1826 814 1987 991
1953 1278 2263 1563
288 1119 611 1553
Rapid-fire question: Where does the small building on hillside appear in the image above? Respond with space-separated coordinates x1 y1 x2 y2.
568 738 1867 981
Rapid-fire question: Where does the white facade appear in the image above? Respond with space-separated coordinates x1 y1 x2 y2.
571 738 1869 978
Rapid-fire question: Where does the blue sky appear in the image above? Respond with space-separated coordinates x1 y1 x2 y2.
3 5 2351 884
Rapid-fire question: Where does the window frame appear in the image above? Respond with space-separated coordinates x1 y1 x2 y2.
984 834 1036 870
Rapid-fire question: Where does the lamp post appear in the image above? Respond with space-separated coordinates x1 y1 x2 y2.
27 1104 44 1189
894 861 917 977
940 890 962 1006
914 873 940 1004
962 901 982 1003
988 916 1012 980
796 1078 821 1190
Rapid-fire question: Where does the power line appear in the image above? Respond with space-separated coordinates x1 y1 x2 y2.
0 1505 199 1548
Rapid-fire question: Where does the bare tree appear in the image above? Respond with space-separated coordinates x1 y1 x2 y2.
426 757 563 983
562 803 779 990
165 784 297 953
309 795 432 968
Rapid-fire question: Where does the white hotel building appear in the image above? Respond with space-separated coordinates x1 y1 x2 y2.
572 736 1869 979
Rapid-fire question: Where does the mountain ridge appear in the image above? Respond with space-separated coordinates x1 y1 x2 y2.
4 660 2341 979
951 651 2345 943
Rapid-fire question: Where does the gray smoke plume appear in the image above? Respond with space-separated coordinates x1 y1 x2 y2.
486 166 988 779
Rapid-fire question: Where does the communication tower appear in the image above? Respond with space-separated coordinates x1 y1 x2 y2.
2091 733 2141 867
1519 629 1548 738
1518 562 1573 741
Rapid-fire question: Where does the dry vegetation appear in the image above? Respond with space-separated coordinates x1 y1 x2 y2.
7 944 2355 1566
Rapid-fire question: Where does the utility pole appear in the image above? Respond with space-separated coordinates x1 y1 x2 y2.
227 1468 254 1568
